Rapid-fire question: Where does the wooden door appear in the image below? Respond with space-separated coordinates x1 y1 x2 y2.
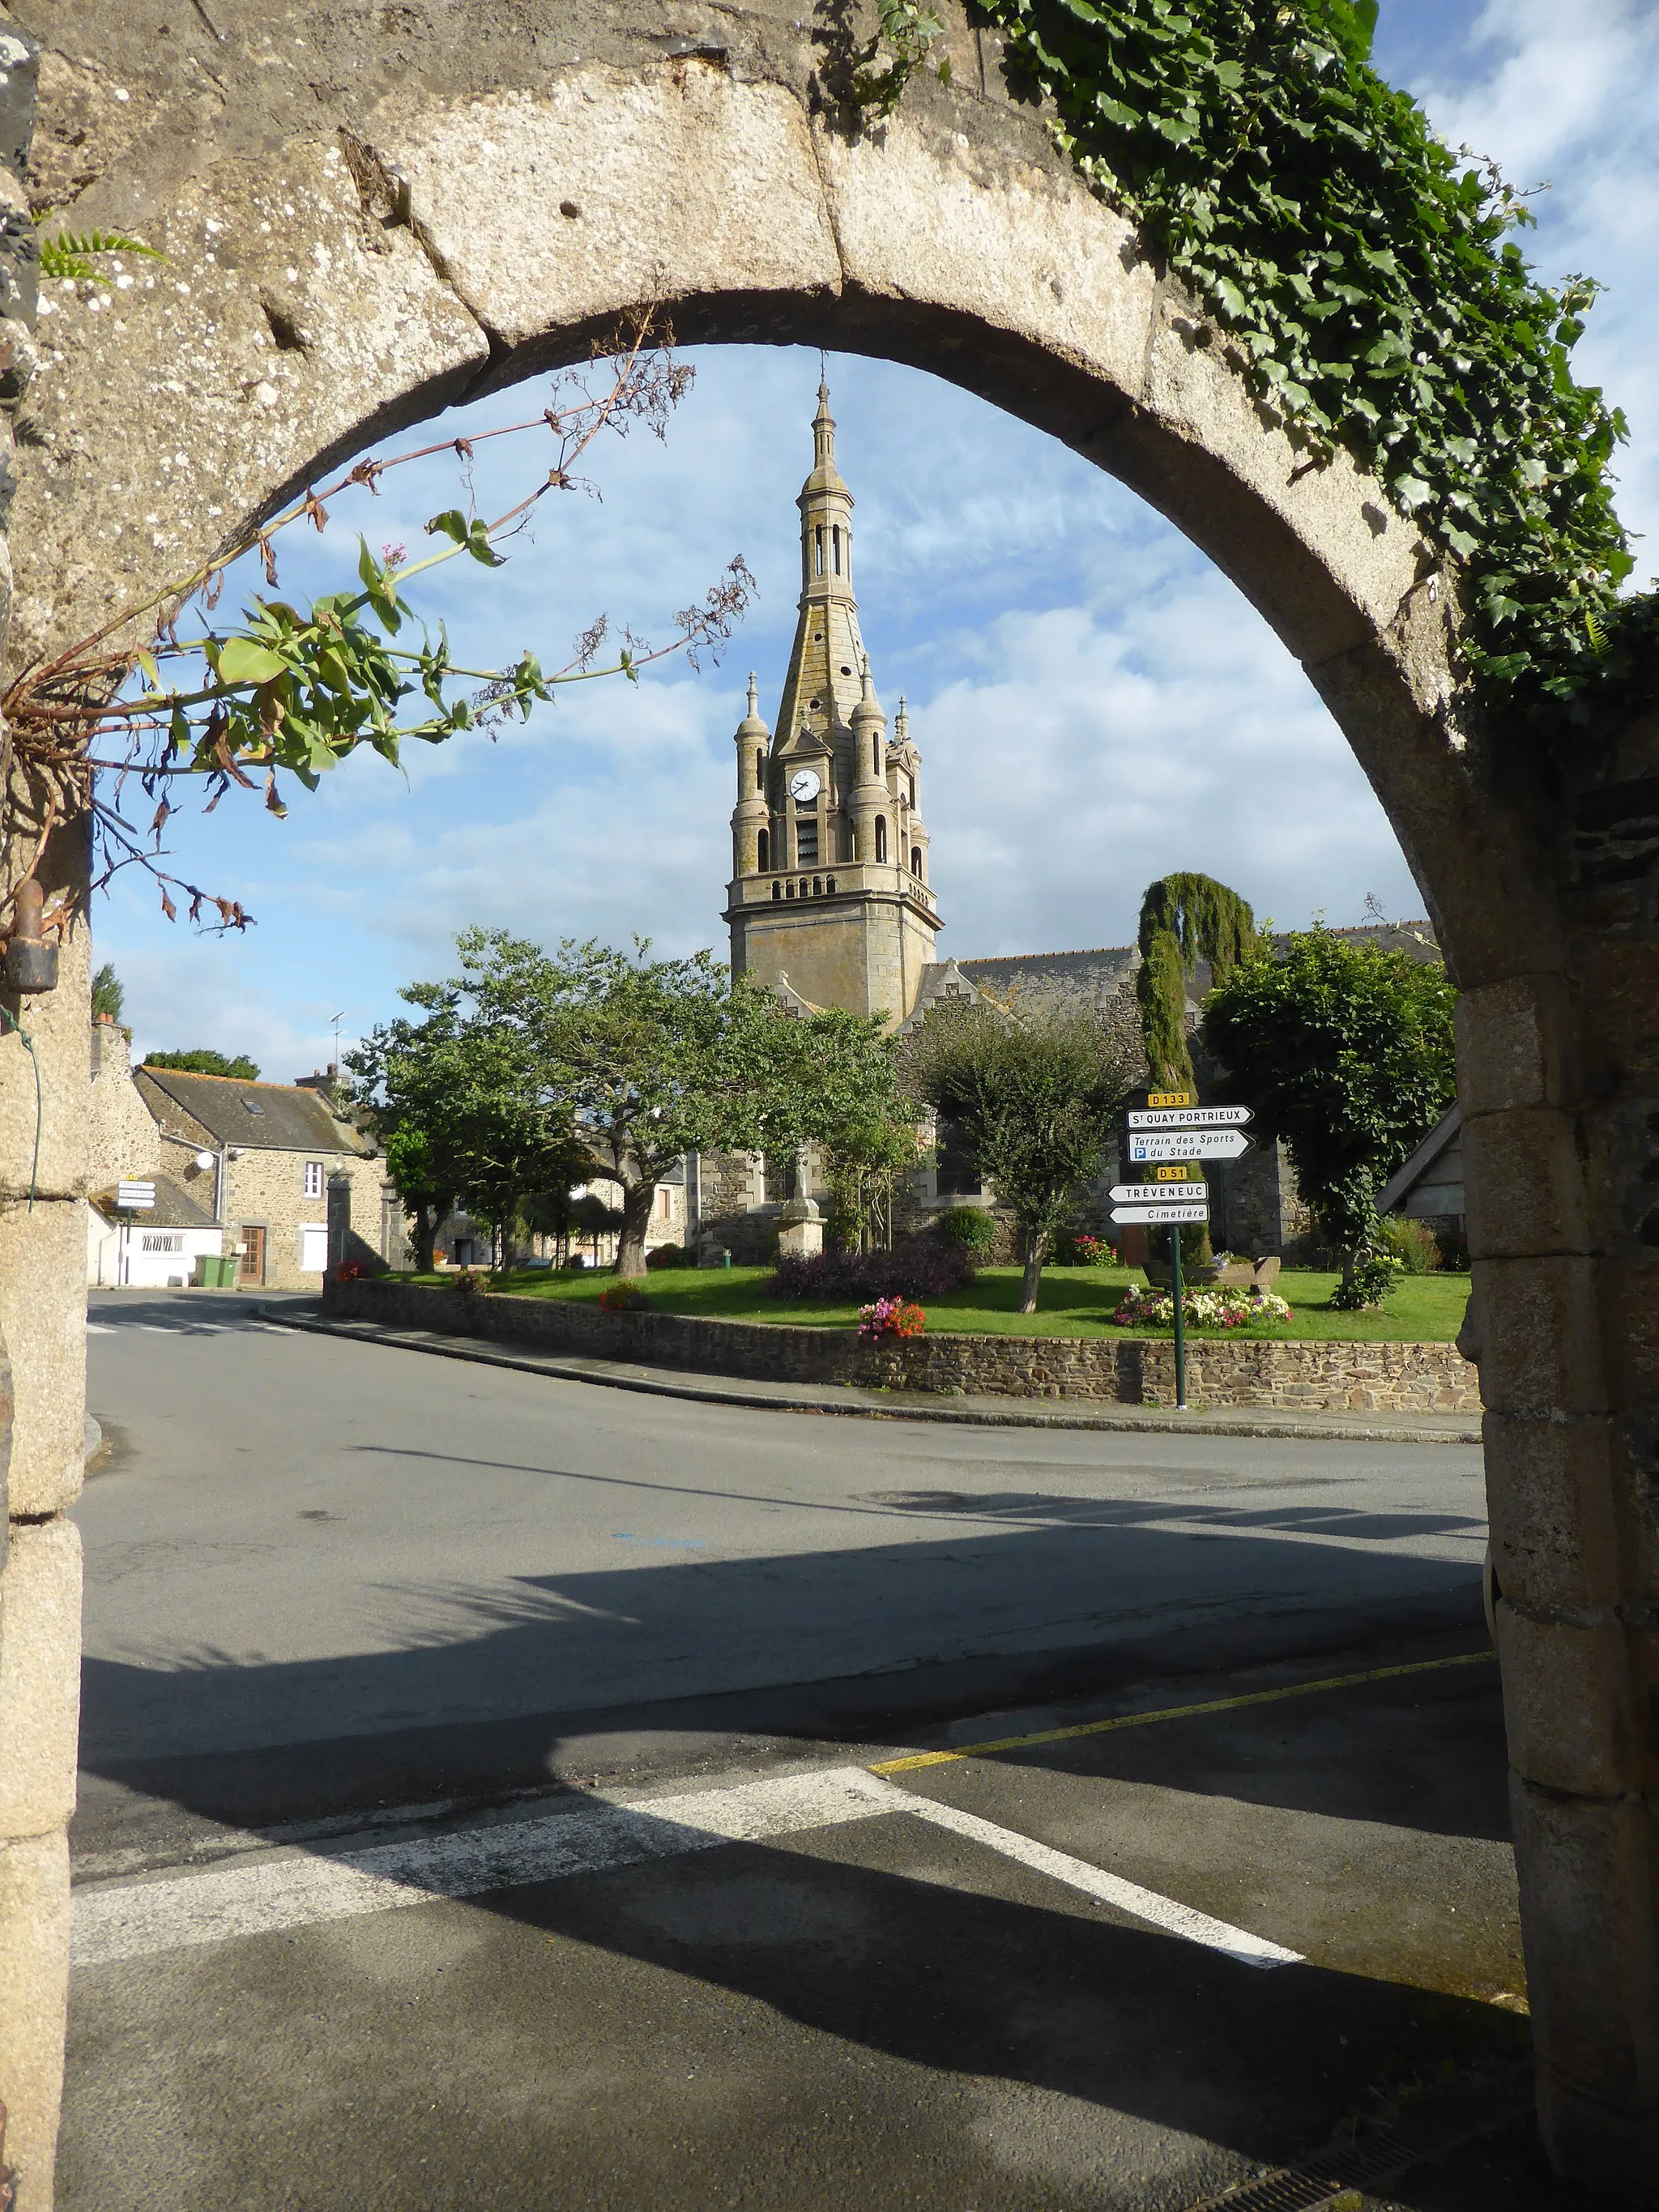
238 1224 266 1284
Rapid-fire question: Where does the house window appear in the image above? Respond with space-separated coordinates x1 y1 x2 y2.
304 1160 324 1198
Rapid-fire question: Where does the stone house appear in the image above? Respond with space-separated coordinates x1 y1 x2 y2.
86 1016 225 1285
133 1062 390 1289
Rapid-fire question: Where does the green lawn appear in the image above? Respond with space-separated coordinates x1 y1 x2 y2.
397 1261 1472 1342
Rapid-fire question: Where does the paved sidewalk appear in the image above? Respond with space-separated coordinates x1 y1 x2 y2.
265 1300 1482 1444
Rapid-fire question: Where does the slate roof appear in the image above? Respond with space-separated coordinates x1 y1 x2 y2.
135 1067 376 1156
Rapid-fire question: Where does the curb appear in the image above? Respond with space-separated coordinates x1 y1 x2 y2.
261 1306 1482 1445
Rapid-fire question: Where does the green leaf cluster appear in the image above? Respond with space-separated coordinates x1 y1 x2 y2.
36 225 166 283
1200 924 1456 1272
136 536 555 802
849 0 953 116
974 0 1648 731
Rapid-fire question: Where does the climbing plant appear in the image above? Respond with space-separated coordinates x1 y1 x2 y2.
1135 872 1256 1092
4 318 753 929
949 0 1648 734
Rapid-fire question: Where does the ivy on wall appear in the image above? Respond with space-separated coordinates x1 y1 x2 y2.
954 0 1652 735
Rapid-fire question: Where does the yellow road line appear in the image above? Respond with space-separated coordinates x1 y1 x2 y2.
868 1649 1497 1775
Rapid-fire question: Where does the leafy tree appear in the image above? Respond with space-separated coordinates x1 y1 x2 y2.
350 990 587 1272
143 1047 261 1080
454 934 741 1278
92 962 125 1024
906 1004 1135 1312
1201 926 1456 1300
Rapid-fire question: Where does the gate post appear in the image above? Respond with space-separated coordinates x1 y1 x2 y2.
1462 812 1659 2194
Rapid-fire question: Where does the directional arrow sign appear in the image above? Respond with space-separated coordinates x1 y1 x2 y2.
1110 1202 1209 1225
116 1180 156 1210
1128 1107 1252 1132
1110 1183 1204 1204
1128 1131 1252 1162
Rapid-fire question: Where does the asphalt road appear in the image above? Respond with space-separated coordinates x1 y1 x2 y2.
63 1291 1572 2211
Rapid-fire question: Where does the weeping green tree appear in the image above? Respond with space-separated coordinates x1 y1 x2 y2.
1135 874 1258 1093
1133 875 1257 1265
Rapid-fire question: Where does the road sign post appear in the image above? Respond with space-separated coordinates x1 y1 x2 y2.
1115 1101 1256 1414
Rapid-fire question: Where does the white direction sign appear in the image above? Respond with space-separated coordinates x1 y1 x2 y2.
1109 1183 1202 1204
1110 1201 1209 1226
116 1180 156 1210
1128 1106 1252 1130
1128 1130 1252 1162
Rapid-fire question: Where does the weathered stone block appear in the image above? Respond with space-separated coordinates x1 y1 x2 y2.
388 67 841 354
1509 1776 1659 2116
0 1197 85 1515
1461 1106 1589 1261
1484 1413 1623 1614
1597 1259 1659 1409
0 1831 68 2211
0 1517 81 1842
1469 1256 1606 1419
1495 1602 1633 1797
1456 973 1578 1116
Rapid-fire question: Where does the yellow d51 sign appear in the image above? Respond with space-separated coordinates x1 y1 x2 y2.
1146 1090 1193 1109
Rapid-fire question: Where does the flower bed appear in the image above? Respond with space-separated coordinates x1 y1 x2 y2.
1111 1282 1293 1332
858 1295 927 1342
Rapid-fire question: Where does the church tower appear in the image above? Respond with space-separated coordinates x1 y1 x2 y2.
723 384 940 1021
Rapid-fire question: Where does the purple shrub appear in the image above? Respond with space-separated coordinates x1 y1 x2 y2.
766 1242 978 1302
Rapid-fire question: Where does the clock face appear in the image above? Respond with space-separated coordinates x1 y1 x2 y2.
789 769 821 804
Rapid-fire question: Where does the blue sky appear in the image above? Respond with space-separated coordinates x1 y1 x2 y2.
91 0 1659 1078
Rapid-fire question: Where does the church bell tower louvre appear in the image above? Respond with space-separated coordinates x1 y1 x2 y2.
723 381 941 1022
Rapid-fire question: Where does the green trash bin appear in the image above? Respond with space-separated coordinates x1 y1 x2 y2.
194 1254 237 1288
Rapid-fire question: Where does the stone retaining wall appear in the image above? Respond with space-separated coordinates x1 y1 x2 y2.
324 1278 1482 1413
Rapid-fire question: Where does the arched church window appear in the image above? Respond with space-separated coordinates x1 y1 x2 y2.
911 846 922 877
757 828 770 872
875 816 888 863
786 880 796 899
908 776 915 807
872 737 881 776
812 876 822 896
814 526 824 577
757 749 765 786
832 526 842 574
771 880 782 901
825 876 837 895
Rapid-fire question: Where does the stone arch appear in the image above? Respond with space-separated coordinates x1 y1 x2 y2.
3 6 1655 2202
